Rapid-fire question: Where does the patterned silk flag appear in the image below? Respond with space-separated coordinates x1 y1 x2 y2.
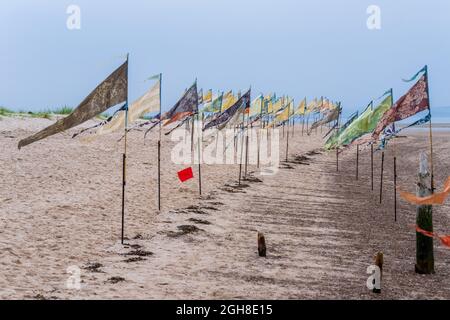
198 88 203 104
221 91 237 112
372 74 429 140
249 95 263 117
18 60 128 149
308 105 341 134
272 100 292 125
202 93 223 113
203 89 212 103
203 89 250 130
295 99 306 116
96 77 160 136
333 96 391 148
271 99 283 113
324 111 359 149
306 98 318 114
163 82 198 126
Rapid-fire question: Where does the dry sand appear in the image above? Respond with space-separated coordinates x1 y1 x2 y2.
0 116 449 299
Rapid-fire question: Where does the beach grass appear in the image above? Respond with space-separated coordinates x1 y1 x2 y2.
0 106 14 116
2 106 109 121
0 106 75 119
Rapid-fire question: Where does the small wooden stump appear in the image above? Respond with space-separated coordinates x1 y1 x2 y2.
257 232 266 257
373 252 383 293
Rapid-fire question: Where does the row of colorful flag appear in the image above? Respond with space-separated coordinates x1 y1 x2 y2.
18 56 340 149
324 66 431 151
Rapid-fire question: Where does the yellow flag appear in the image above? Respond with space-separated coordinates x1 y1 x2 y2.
249 95 262 117
295 99 306 115
221 92 237 112
97 79 160 135
203 89 212 103
272 99 283 113
268 99 293 127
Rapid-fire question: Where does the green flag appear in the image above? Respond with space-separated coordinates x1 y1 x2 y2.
326 95 391 149
202 93 223 113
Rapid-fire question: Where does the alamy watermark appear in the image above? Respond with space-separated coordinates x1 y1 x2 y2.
66 265 81 290
367 5 381 30
170 124 281 176
66 5 81 30
366 265 381 291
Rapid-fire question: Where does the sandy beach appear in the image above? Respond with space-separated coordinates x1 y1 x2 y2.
0 116 449 299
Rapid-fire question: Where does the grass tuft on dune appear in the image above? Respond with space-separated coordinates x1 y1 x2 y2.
0 106 109 120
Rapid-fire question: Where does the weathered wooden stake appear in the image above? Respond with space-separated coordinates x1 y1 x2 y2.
301 116 305 136
371 144 374 191
356 144 359 180
257 232 266 257
379 152 384 204
244 135 249 178
336 147 339 172
415 152 434 274
394 156 397 222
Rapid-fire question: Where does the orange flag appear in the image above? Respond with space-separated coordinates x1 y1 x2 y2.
399 177 450 205
415 225 450 249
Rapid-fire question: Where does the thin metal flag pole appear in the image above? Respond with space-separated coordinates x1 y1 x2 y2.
198 112 202 195
356 144 359 180
257 95 262 169
424 65 435 192
336 103 341 172
394 155 397 222
380 151 384 204
238 98 246 184
391 89 397 221
371 143 374 191
286 102 290 162
121 53 129 245
191 79 196 156
157 73 162 211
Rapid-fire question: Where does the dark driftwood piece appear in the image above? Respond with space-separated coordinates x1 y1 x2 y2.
258 232 266 257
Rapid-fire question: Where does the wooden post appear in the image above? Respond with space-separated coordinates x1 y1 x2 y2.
292 117 295 137
356 144 359 180
244 135 249 178
238 125 244 185
190 115 195 156
198 114 202 195
257 128 260 168
157 73 162 211
415 152 434 274
371 144 374 191
336 147 339 172
394 156 397 222
286 121 289 162
257 232 266 257
379 152 384 204
301 116 305 136
121 153 126 244
306 114 309 133
157 140 161 211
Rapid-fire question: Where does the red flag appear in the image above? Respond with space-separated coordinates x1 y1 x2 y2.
372 73 429 140
415 225 450 249
178 167 194 182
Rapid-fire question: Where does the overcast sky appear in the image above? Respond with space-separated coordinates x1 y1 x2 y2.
1 0 449 120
